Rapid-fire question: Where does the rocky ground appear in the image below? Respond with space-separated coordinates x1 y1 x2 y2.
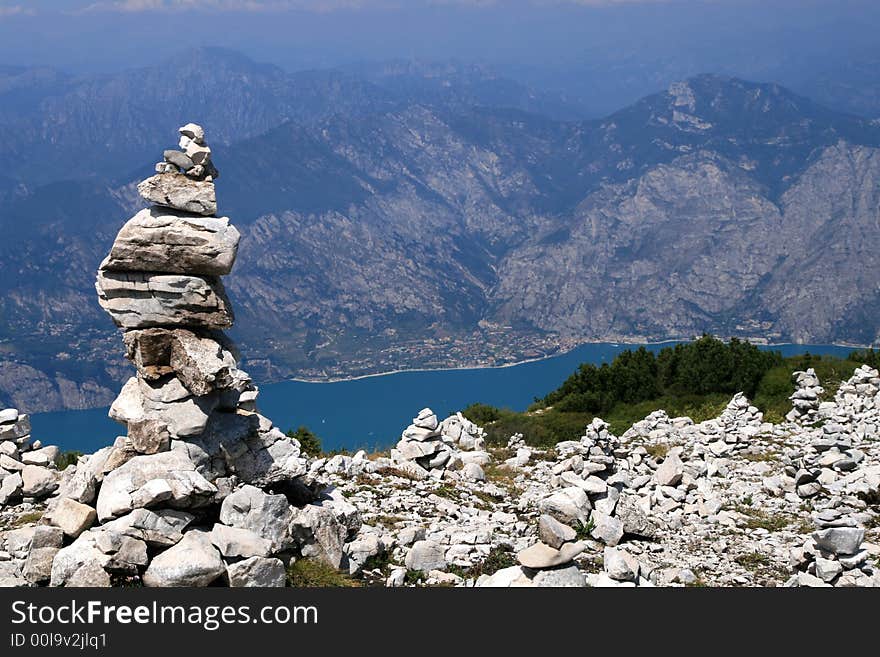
306 364 880 587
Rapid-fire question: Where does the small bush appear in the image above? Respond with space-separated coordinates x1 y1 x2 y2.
286 426 323 458
55 451 82 471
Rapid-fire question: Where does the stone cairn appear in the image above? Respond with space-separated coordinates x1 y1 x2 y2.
786 368 824 423
391 408 489 480
0 410 59 507
1 124 363 588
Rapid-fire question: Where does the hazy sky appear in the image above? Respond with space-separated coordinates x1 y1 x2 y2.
2 0 879 114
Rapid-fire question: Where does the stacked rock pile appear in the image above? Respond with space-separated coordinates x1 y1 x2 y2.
477 514 586 587
819 365 880 440
390 408 490 480
789 510 869 586
0 410 59 507
1 124 363 588
786 368 824 423
139 122 219 216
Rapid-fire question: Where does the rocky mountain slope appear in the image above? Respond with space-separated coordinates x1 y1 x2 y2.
1 62 880 412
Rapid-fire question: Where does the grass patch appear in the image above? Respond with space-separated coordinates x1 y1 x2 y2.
735 551 771 569
735 507 793 532
644 443 670 460
445 548 518 580
374 466 422 481
287 559 361 588
740 451 779 463
11 511 43 528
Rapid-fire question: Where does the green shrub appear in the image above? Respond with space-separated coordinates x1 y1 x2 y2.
286 426 323 457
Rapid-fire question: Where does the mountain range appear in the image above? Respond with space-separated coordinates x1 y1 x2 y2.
1 48 879 413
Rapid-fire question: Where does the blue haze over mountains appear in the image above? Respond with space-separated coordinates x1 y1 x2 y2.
1 1 880 414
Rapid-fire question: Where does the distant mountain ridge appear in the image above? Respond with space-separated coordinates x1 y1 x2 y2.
1 52 879 413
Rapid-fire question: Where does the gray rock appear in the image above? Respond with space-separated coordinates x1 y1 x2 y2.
50 497 97 538
343 534 383 575
164 149 195 172
517 541 584 569
812 527 865 556
96 270 234 330
210 524 272 559
179 123 206 145
290 504 347 569
604 546 638 581
591 512 624 546
539 487 592 526
462 462 485 481
654 452 684 487
538 514 577 549
616 496 658 539
101 508 193 547
531 564 587 587
0 471 22 505
96 449 216 521
413 408 439 431
405 540 447 572
0 562 26 587
219 485 295 552
21 464 57 497
24 527 64 584
143 531 225 587
227 557 287 587
103 208 239 276
137 173 217 216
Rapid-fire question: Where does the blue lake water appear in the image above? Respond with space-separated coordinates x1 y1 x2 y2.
30 342 855 454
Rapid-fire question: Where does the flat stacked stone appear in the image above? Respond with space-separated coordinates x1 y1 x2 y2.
6 124 362 589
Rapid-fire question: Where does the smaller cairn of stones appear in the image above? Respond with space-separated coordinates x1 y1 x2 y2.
786 368 824 423
0 409 60 507
391 408 489 480
788 509 871 587
137 123 219 217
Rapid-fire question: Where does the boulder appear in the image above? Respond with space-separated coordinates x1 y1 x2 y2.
405 540 447 572
137 173 217 216
538 514 577 550
517 541 584 569
103 208 239 275
654 452 684 487
539 487 591 526
227 557 287 588
590 512 624 547
290 504 347 569
50 498 97 538
531 564 587 587
96 450 216 521
604 546 638 581
812 527 865 556
143 531 225 587
21 465 57 497
0 471 22 505
210 524 272 559
100 508 193 547
219 485 295 552
96 270 234 330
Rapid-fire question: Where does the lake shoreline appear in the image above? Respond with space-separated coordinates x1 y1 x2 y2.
285 338 869 385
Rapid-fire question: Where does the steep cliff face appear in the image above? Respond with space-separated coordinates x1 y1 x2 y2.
489 143 880 344
1 72 879 411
